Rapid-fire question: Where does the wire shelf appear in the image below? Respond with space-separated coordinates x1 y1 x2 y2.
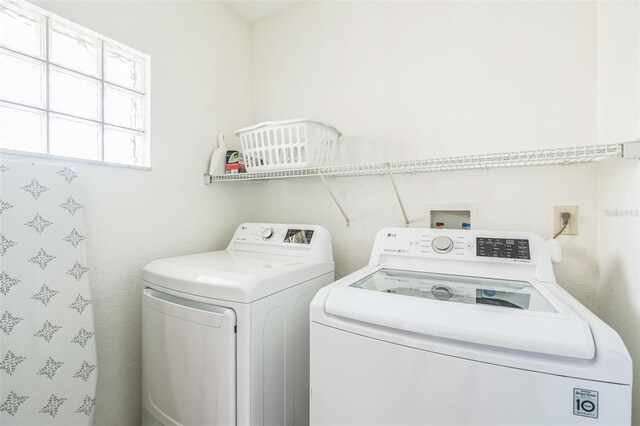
205 143 624 183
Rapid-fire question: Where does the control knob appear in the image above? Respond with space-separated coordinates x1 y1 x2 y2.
262 228 275 240
431 236 454 254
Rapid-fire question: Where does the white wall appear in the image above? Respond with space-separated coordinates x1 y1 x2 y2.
252 1 598 161
8 1 253 424
595 1 640 421
247 0 639 416
249 2 602 302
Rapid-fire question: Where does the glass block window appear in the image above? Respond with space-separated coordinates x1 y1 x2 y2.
0 0 150 167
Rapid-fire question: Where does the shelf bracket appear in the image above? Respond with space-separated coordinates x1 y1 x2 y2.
319 175 351 227
387 169 410 227
622 141 640 159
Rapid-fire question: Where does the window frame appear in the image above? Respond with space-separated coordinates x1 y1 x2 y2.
0 0 151 169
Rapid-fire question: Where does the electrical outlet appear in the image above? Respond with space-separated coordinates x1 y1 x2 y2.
554 205 579 236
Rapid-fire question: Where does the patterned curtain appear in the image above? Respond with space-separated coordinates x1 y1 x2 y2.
0 159 97 425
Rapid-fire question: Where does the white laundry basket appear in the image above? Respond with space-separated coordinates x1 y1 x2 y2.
235 119 342 172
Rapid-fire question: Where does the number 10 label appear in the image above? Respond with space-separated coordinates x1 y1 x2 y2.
574 388 599 419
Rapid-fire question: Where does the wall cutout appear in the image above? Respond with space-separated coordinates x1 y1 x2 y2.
427 204 478 230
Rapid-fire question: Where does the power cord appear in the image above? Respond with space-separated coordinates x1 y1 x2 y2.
553 212 572 239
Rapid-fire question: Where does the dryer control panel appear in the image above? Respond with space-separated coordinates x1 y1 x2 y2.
227 223 333 261
232 224 315 244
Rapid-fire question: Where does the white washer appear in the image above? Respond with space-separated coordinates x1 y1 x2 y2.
142 223 334 426
310 228 632 425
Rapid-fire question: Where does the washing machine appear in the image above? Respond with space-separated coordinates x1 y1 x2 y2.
142 223 334 426
310 228 632 425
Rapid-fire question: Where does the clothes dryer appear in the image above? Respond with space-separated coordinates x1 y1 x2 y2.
142 223 334 426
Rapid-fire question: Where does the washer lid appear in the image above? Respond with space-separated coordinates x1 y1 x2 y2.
324 268 595 360
143 250 334 303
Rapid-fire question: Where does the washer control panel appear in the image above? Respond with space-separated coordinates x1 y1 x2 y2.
371 228 537 265
476 237 530 260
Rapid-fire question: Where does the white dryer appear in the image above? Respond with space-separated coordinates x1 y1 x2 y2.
310 228 632 425
142 223 334 426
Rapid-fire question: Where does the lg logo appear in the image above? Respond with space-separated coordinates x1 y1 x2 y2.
387 233 396 237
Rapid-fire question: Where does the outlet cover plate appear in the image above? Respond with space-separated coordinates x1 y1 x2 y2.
554 205 578 236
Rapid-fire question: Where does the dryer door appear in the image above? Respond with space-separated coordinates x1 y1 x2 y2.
142 288 236 426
